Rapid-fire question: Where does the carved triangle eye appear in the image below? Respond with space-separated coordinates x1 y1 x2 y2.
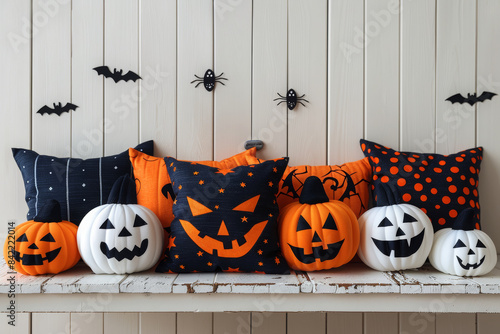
453 239 467 248
378 217 393 227
476 239 487 248
16 233 28 242
322 214 338 230
403 213 418 223
40 233 55 242
297 216 312 232
100 219 115 229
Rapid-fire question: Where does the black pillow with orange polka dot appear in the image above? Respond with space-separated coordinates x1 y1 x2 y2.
155 156 290 274
360 139 482 232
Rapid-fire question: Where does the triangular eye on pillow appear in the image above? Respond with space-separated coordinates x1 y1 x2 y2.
40 233 55 242
322 213 338 230
187 197 213 216
233 195 260 212
403 213 418 223
16 233 28 242
297 216 312 231
453 239 467 248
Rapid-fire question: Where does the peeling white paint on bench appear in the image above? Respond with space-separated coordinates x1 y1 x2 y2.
213 271 302 294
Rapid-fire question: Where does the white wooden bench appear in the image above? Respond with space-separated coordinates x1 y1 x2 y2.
2 257 500 314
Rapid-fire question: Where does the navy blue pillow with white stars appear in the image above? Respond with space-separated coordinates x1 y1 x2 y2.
12 141 153 226
156 157 290 274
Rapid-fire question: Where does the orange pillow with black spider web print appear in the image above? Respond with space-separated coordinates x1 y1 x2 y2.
246 156 372 218
129 148 257 233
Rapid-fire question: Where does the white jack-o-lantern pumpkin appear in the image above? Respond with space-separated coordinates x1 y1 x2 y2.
429 208 496 277
357 185 434 271
77 176 164 274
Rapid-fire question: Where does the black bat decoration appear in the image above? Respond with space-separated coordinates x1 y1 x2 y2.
37 102 78 116
446 91 497 106
93 66 142 83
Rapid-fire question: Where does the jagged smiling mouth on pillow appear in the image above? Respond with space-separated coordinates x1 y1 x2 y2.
456 255 485 270
13 247 61 265
372 229 425 258
288 239 344 264
100 239 149 261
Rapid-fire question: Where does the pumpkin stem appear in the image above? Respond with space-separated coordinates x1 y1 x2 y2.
107 175 138 205
453 208 476 231
299 176 329 204
34 199 62 222
375 183 401 206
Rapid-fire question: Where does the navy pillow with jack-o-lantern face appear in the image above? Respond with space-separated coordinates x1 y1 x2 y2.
155 157 290 274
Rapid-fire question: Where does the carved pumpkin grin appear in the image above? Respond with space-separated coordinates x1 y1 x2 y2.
13 247 61 266
179 219 267 258
372 229 426 258
100 239 149 261
288 239 344 264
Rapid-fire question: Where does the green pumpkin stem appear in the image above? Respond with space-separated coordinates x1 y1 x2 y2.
107 175 138 205
34 199 62 222
452 208 476 231
375 183 401 206
299 176 329 204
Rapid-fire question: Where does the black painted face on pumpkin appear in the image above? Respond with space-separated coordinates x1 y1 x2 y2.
99 215 149 261
371 213 425 258
180 195 267 258
453 238 487 270
288 214 344 264
14 232 61 266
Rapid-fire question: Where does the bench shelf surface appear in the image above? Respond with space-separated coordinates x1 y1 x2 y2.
2 257 500 313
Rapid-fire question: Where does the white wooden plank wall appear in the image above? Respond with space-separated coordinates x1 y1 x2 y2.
2 0 500 332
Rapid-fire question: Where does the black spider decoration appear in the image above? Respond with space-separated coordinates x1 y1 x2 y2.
190 69 227 92
274 89 309 110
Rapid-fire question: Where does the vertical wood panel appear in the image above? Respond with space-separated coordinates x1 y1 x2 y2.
177 0 214 160
32 0 71 156
140 313 176 334
400 0 436 152
436 314 476 334
328 0 364 164
435 0 476 154
0 313 30 334
140 0 177 158
0 0 31 238
252 0 287 160
251 312 286 334
72 0 104 159
327 312 363 334
177 313 213 334
214 0 252 160
477 313 500 334
364 313 399 334
476 0 500 249
288 0 328 166
287 312 326 334
104 0 139 155
399 313 436 334
71 313 104 334
214 312 250 334
104 313 139 334
32 313 70 334
364 0 400 148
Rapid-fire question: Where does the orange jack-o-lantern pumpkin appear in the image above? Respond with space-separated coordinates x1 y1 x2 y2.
3 200 80 275
279 176 360 271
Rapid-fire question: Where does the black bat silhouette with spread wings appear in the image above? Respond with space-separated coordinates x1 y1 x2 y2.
93 66 142 83
37 103 78 116
446 91 497 106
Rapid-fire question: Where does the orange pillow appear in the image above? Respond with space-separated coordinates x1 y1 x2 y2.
246 156 372 217
129 148 257 231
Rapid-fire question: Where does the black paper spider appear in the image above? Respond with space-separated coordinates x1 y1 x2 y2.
274 89 309 110
190 69 227 92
